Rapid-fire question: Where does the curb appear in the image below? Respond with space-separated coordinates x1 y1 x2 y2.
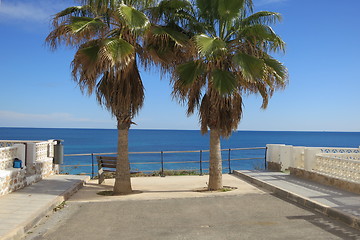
3 175 90 240
233 170 360 231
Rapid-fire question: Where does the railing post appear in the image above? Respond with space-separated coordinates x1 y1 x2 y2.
160 151 165 177
91 153 94 179
199 150 203 176
228 148 231 174
264 147 267 170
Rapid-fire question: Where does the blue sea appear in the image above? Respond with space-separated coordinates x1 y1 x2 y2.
1 128 359 175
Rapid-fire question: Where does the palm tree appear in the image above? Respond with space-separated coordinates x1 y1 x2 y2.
46 0 155 194
168 0 288 190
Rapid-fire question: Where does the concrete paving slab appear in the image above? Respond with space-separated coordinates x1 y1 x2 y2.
24 174 360 240
0 175 89 240
67 174 265 203
233 170 360 230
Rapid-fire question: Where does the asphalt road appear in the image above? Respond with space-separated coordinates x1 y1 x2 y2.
25 194 360 240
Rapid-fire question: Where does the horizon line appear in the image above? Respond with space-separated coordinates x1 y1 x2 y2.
0 126 359 133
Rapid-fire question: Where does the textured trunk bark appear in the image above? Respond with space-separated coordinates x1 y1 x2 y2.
113 122 132 195
208 128 223 190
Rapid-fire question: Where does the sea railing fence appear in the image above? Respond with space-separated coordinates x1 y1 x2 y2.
62 147 266 178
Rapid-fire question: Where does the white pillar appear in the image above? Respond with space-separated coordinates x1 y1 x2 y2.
26 143 36 167
280 145 293 171
14 144 26 168
292 146 305 168
266 144 285 163
304 147 321 171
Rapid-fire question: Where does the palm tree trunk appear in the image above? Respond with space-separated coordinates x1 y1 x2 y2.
113 120 132 195
208 128 223 190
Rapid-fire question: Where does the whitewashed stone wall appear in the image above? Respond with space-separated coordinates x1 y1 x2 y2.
0 146 17 170
266 144 360 193
0 140 58 196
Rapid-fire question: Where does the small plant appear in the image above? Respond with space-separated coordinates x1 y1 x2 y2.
53 201 66 212
219 186 237 192
153 169 200 176
195 185 237 193
93 169 202 179
97 190 114 196
252 160 265 170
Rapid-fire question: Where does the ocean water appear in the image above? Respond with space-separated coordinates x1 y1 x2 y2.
1 128 359 175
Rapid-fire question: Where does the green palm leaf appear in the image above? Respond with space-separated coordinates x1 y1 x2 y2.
118 3 150 30
151 25 188 46
104 38 134 64
155 0 193 15
70 16 105 33
233 53 264 80
176 61 205 86
240 24 285 52
264 58 287 80
218 0 245 20
211 69 237 95
241 11 282 26
54 6 92 19
195 34 227 57
79 43 101 63
196 0 218 20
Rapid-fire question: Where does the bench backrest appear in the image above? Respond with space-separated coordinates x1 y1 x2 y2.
97 156 117 168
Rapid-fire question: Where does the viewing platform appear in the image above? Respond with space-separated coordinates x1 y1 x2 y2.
1 141 359 239
0 173 359 240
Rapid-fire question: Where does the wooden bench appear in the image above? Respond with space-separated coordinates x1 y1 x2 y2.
97 156 139 184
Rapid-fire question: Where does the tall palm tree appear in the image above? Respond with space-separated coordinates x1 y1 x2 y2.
46 0 155 194
167 0 288 190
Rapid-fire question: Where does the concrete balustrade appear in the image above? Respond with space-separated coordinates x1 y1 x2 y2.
279 145 293 171
304 147 322 171
266 144 285 171
26 142 36 167
0 140 59 196
266 144 360 193
292 146 305 169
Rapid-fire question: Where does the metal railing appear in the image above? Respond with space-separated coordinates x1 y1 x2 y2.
62 147 266 178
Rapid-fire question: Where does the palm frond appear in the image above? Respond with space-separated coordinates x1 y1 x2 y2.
233 53 264 81
102 38 135 65
194 34 227 58
217 0 246 20
263 57 288 82
175 61 205 86
70 16 105 33
53 6 93 21
151 25 188 46
239 24 285 53
211 69 236 95
241 11 282 26
118 3 150 30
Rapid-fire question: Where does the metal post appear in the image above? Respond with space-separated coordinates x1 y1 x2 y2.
91 153 94 179
228 148 232 174
264 147 268 170
160 151 165 177
199 150 203 176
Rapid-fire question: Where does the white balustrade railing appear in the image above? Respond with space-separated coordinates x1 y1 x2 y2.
35 141 55 161
314 153 360 183
0 140 39 148
0 146 18 170
320 148 360 154
0 140 56 165
266 144 360 183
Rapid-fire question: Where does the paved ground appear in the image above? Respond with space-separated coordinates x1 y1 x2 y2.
233 170 360 229
23 174 360 240
0 175 89 240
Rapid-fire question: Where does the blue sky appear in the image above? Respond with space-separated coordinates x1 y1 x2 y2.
0 0 359 131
